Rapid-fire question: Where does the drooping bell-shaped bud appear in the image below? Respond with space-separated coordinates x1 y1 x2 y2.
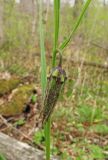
41 51 67 126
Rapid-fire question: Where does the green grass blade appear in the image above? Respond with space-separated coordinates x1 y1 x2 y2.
39 1 51 160
52 0 60 67
59 0 92 51
39 0 47 96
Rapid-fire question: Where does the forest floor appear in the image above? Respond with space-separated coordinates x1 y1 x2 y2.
0 71 108 160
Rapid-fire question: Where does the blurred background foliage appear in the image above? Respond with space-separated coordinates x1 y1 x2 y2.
0 0 108 74
0 0 108 159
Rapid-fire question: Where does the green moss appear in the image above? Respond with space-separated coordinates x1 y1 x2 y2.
0 78 20 96
0 84 34 116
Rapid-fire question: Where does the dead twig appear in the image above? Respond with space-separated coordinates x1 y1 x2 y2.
0 115 44 150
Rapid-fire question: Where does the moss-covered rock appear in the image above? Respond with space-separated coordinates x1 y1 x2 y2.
0 78 20 96
0 84 34 116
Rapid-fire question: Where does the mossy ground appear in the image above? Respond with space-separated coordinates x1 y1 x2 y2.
0 84 34 116
0 78 20 97
0 66 108 159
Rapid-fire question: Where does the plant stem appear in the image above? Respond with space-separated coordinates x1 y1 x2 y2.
39 0 50 160
59 0 92 52
44 1 61 159
39 0 47 96
45 118 51 160
52 0 60 67
39 1 91 160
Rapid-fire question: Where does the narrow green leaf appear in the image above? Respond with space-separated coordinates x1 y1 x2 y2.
59 0 92 51
39 1 50 160
39 0 47 97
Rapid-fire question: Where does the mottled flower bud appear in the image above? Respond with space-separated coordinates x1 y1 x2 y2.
41 65 67 126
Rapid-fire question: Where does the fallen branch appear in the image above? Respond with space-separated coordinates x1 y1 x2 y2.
0 115 32 140
0 132 58 160
34 52 108 70
0 115 44 150
0 132 44 160
91 42 108 51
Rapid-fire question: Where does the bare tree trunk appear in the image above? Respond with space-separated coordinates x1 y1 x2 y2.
73 0 83 18
44 0 50 24
31 0 37 40
74 0 83 5
0 1 4 45
103 0 106 6
20 0 34 15
20 0 38 44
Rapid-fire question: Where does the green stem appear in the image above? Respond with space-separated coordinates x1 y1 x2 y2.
52 0 60 67
59 0 92 52
44 1 61 159
45 118 51 160
39 0 50 160
39 0 47 96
